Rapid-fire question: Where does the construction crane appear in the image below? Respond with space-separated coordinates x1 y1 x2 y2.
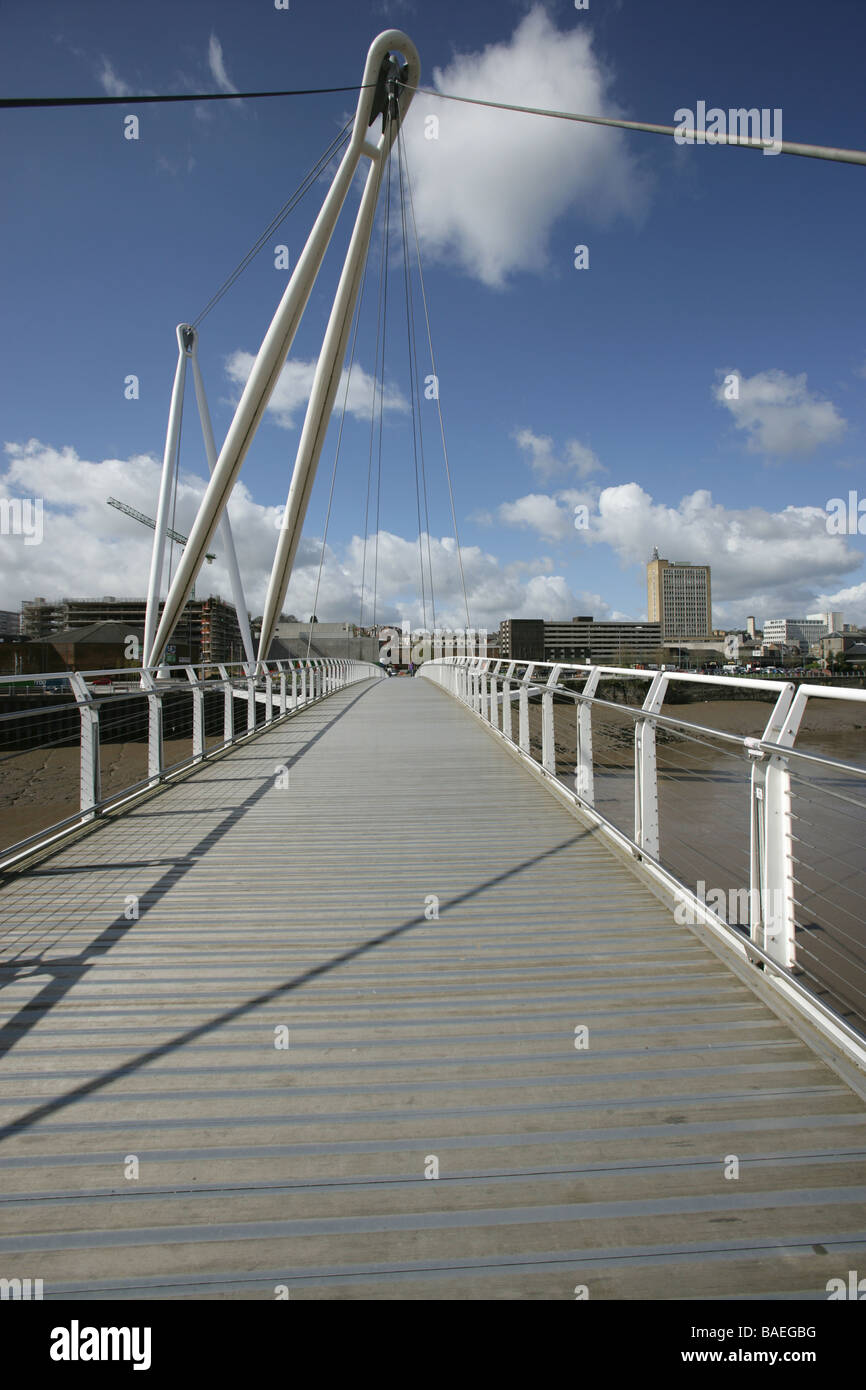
106 496 215 601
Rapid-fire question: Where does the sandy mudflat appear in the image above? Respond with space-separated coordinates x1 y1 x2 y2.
0 739 200 851
2 696 864 854
662 696 866 738
529 695 866 765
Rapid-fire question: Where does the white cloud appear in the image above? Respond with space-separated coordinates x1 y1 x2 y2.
207 33 240 98
714 367 847 456
515 427 605 480
589 482 863 621
1 440 601 633
98 59 132 98
813 581 866 628
489 476 865 623
496 492 576 542
224 351 408 430
0 440 288 618
343 528 607 629
402 5 648 286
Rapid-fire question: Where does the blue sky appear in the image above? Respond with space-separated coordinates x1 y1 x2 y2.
1 0 865 635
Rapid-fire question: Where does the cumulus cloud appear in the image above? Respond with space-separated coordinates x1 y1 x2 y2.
588 482 862 622
224 351 408 430
1 440 290 618
495 492 577 542
1 440 598 632
714 367 847 456
515 428 605 480
402 6 648 286
490 476 865 624
813 580 866 628
343 529 608 629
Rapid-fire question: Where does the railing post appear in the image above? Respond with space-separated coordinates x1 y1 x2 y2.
748 685 799 969
218 663 234 746
489 661 502 729
634 672 667 860
278 662 288 716
68 672 101 817
292 667 298 709
245 662 256 731
574 667 600 805
185 665 205 761
541 665 562 773
502 661 515 740
751 755 796 968
518 663 534 754
479 660 490 721
263 663 274 723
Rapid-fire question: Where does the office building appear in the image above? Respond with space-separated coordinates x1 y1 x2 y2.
763 617 830 651
647 549 712 640
499 617 662 666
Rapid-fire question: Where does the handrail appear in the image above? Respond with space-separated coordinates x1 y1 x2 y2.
420 655 866 1070
0 658 385 872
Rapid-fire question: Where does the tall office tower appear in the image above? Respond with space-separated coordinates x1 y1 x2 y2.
647 548 712 640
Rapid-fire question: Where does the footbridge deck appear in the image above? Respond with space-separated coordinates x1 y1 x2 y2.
0 676 864 1300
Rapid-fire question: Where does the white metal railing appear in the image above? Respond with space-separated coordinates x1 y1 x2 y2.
420 655 866 1065
0 658 384 871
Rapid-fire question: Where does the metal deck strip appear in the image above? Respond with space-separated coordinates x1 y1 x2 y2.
0 676 864 1299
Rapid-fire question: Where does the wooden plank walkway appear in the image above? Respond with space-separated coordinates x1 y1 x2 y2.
0 676 864 1300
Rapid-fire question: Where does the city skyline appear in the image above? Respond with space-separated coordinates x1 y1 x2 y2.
1 0 865 637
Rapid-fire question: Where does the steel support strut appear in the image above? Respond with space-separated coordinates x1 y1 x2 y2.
143 323 191 671
188 331 256 667
147 31 421 669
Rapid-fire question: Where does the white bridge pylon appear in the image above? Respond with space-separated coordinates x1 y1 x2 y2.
145 29 421 670
143 324 256 670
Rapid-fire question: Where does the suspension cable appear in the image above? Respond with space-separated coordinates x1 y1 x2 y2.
305 233 375 658
397 82 866 167
398 121 471 631
396 125 429 632
359 134 392 631
192 118 353 327
372 145 394 629
1 83 377 110
403 182 437 632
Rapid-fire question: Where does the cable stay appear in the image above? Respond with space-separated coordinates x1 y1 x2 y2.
7 72 863 166
398 83 866 167
352 109 472 644
143 31 421 671
192 118 354 329
397 118 472 634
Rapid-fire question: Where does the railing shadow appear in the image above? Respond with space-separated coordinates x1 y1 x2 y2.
0 681 380 1050
0 830 590 1144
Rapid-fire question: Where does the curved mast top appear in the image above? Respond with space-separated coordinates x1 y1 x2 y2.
145 30 421 670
